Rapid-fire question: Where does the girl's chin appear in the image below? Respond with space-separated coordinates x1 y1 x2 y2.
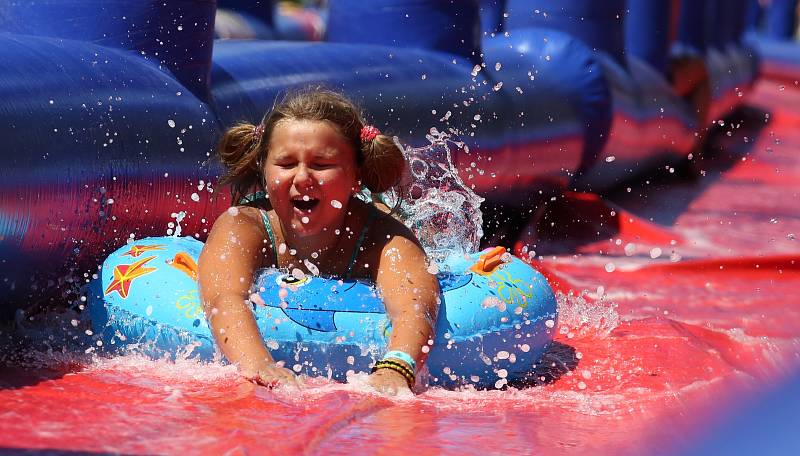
288 219 323 236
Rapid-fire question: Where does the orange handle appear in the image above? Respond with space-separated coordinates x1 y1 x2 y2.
470 246 507 274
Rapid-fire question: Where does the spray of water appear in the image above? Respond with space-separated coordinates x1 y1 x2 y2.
382 129 485 265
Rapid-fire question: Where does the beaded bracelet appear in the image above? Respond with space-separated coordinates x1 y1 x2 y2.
372 360 415 388
382 350 416 372
376 359 414 378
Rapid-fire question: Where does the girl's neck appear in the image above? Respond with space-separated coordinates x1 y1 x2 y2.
278 198 361 263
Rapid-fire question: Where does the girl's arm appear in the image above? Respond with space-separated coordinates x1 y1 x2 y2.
198 208 297 387
370 225 441 393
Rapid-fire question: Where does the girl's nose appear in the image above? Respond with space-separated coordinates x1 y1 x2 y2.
293 165 314 188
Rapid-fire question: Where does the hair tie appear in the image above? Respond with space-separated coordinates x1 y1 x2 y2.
360 125 381 143
253 124 264 142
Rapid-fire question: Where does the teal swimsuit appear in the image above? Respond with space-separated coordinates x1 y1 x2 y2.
240 192 377 280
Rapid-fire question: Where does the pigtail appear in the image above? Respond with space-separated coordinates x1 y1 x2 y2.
360 133 406 193
218 122 265 205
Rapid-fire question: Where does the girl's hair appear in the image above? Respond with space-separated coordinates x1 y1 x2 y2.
218 88 406 205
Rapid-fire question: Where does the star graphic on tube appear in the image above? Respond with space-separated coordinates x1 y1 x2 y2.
104 256 158 299
121 244 166 258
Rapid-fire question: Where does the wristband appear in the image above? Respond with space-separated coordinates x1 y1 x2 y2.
372 361 415 388
382 350 416 372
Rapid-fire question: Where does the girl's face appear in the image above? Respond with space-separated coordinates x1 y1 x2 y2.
264 119 359 239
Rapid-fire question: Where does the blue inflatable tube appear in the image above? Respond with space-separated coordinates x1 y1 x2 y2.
504 0 696 190
0 0 217 100
87 237 558 389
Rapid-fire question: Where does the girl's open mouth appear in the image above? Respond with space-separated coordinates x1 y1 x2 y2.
291 198 319 213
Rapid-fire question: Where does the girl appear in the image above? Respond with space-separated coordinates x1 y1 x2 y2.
198 88 440 395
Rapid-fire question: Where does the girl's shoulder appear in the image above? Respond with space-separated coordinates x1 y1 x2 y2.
208 204 269 244
363 201 421 250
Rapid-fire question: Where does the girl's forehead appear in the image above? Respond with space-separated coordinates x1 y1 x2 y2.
273 118 346 139
268 119 354 157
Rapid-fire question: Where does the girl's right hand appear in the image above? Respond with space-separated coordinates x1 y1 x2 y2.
241 362 301 389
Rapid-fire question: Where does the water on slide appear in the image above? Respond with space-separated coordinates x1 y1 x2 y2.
1 80 799 455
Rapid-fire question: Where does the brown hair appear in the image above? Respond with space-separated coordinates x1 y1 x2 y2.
218 88 406 205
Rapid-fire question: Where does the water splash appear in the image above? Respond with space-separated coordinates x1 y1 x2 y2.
555 290 620 339
383 129 484 265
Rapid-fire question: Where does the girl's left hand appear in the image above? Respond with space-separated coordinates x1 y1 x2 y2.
368 368 412 396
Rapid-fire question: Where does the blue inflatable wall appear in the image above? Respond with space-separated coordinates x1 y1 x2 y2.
745 0 800 83
0 0 760 318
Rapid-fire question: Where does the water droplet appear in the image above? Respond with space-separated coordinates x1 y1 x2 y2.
624 243 636 256
167 119 176 128
301 216 309 224
190 193 200 202
331 199 342 209
650 247 662 259
304 259 320 276
291 268 306 280
604 262 616 272
605 156 616 163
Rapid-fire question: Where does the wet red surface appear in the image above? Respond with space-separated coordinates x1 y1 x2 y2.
1 80 799 455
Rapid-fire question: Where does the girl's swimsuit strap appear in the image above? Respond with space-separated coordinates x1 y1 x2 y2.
238 192 278 268
259 209 279 268
346 205 377 280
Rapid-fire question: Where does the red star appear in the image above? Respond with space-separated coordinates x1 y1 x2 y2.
121 244 166 258
104 256 158 299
